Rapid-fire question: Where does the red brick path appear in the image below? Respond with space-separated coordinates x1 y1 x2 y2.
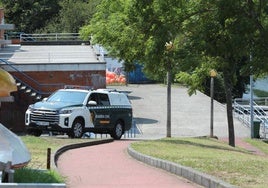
57 140 202 188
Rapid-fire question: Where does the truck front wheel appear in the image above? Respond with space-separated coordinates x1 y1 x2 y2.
27 129 42 137
69 119 84 138
111 121 124 140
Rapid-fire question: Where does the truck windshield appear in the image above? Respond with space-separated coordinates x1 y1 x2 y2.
47 91 88 104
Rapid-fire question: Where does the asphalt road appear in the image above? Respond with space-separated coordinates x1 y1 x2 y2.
115 84 250 139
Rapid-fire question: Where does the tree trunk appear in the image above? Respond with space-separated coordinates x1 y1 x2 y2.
223 71 235 147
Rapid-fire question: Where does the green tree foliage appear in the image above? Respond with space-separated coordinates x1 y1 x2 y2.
81 0 189 81
42 0 100 33
1 0 100 33
177 0 268 146
82 0 268 147
80 0 145 73
0 0 61 33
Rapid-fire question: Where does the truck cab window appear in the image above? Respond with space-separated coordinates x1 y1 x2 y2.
88 93 98 104
99 94 110 106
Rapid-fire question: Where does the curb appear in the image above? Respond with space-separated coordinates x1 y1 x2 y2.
127 145 237 188
54 138 114 167
0 183 66 188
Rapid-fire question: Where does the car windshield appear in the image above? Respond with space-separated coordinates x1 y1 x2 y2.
47 91 88 104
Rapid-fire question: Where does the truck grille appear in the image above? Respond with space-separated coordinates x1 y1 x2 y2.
30 109 59 124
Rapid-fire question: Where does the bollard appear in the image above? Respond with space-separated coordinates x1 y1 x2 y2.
47 148 51 170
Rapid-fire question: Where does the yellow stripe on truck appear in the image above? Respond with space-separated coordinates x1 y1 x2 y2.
100 120 110 124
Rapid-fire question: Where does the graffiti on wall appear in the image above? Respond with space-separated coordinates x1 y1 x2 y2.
106 57 126 85
106 70 126 85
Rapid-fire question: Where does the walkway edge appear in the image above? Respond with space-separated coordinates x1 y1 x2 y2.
127 145 237 188
54 138 114 167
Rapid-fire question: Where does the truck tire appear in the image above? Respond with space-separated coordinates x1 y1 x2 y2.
111 120 124 140
69 119 84 138
27 129 42 137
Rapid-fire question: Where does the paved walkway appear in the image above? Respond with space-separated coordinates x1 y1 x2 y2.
57 84 252 187
57 140 202 188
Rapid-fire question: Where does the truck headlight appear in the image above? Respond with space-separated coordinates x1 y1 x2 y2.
59 109 72 114
27 105 34 112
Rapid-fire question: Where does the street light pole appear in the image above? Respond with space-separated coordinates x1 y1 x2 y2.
167 63 171 137
249 53 254 138
250 74 254 138
210 69 217 138
165 41 173 138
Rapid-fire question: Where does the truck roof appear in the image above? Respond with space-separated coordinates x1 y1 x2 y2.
58 88 90 93
58 88 131 106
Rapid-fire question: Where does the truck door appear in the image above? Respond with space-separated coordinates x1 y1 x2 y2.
88 93 111 128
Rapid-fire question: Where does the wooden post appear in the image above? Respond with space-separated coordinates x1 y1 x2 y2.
47 148 51 170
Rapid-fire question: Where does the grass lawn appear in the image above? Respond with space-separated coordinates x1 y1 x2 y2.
15 135 96 183
131 137 268 188
20 135 94 169
18 135 268 187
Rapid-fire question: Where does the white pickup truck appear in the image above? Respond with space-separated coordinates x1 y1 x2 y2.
25 88 132 139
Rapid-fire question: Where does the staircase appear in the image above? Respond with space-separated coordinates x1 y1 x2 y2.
0 58 64 101
233 98 268 139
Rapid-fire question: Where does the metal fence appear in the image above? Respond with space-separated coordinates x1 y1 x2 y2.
20 33 81 42
83 120 141 139
233 98 268 139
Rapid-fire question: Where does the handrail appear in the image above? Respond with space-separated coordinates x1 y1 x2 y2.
233 101 251 126
233 99 268 138
252 102 268 139
20 33 81 42
234 97 268 106
0 58 65 96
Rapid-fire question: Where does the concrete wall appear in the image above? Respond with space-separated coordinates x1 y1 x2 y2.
12 70 105 93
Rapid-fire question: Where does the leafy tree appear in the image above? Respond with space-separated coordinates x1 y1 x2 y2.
80 0 190 137
1 0 61 33
46 0 100 33
82 0 268 146
80 0 145 82
81 0 142 64
1 0 100 33
177 0 268 146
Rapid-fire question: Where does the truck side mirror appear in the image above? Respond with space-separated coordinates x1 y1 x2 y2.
42 98 48 102
88 100 97 106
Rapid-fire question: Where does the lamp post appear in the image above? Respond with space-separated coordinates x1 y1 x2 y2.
165 41 173 138
210 69 217 138
250 74 254 138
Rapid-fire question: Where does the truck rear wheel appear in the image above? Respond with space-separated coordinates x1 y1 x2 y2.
69 119 84 138
111 121 124 140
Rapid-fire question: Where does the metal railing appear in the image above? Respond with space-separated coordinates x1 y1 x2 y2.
0 58 65 98
82 120 142 139
233 98 268 139
235 97 268 106
20 33 81 42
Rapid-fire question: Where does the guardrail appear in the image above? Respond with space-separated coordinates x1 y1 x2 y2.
82 120 141 139
233 98 268 139
20 33 81 42
235 97 268 106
